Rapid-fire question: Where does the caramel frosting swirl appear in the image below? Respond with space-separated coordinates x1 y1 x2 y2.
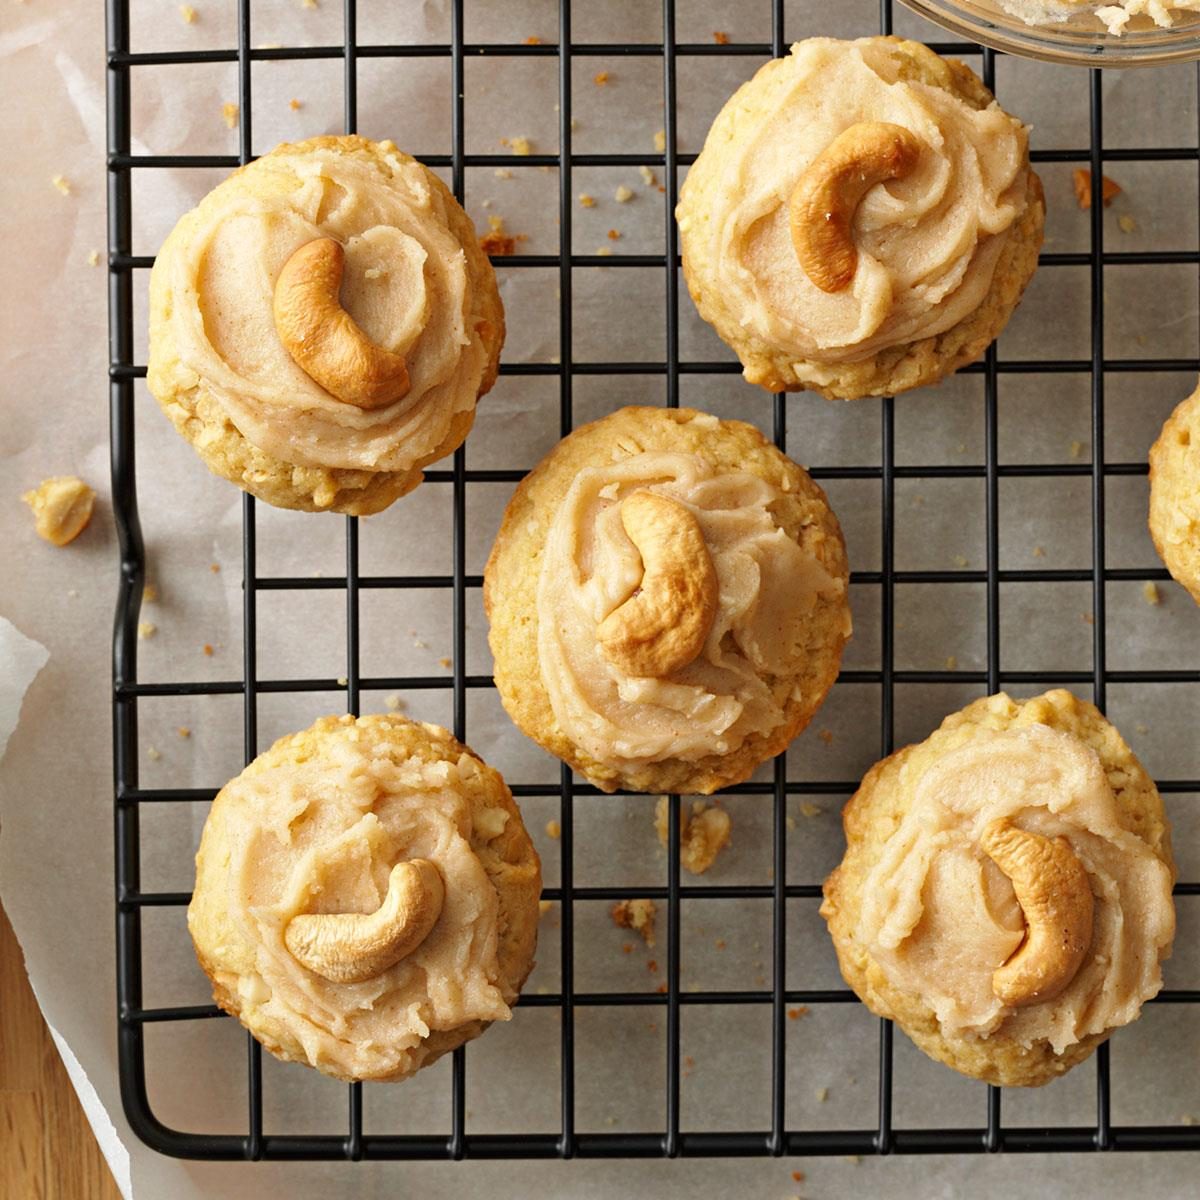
156 139 493 473
536 450 847 768
859 725 1175 1054
677 38 1032 368
191 724 515 1081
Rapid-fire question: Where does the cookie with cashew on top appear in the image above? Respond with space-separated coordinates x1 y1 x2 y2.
187 714 541 1083
1149 375 1200 605
676 37 1045 401
821 690 1176 1087
484 407 853 795
148 135 503 514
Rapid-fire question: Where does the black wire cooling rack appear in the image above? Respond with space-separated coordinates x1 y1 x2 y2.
108 0 1200 1163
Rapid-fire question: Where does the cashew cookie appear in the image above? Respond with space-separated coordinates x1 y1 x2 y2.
187 714 541 1083
676 37 1045 401
148 135 504 514
1149 376 1200 605
483 407 852 795
822 690 1176 1087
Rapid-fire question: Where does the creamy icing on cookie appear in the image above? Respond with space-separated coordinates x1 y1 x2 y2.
536 449 847 767
858 725 1175 1054
997 0 1200 34
676 38 1031 368
158 141 491 473
191 724 512 1081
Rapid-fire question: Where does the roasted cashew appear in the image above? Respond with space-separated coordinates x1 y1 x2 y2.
273 237 411 410
596 490 718 678
979 818 1094 1009
284 858 444 984
788 121 922 294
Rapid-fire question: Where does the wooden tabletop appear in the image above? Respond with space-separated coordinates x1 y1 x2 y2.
1 901 122 1200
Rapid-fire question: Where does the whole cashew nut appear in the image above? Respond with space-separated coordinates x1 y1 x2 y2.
788 121 922 294
284 858 444 984
273 237 411 410
596 490 719 678
979 818 1094 1009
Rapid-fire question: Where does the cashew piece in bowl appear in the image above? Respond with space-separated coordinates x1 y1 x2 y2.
273 237 411 410
979 818 1095 1009
789 121 922 294
597 490 719 678
284 858 444 984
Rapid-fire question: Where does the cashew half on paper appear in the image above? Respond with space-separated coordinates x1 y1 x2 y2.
597 490 719 678
284 858 445 984
979 818 1095 1009
273 237 411 410
789 121 923 294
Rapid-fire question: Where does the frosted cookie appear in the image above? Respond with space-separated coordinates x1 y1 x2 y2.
998 1 1200 34
822 690 1175 1087
1149 377 1200 605
188 714 541 1083
148 136 503 514
676 37 1044 400
484 407 852 795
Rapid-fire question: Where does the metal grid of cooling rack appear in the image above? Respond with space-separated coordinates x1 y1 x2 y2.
108 0 1200 1162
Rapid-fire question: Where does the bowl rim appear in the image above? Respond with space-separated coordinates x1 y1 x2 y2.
896 0 1200 67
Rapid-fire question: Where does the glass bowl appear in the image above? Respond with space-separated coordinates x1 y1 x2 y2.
897 0 1200 66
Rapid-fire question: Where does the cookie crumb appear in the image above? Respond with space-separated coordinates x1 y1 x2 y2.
714 938 726 950
545 819 561 840
203 643 214 656
817 728 834 747
593 71 610 86
787 1006 809 1021
1069 439 1084 459
579 193 596 208
143 584 159 603
647 959 658 974
538 899 553 916
1142 580 1162 606
87 249 101 267
179 4 196 22
953 555 969 568
945 655 958 671
654 797 732 875
611 897 657 948
614 185 634 203
289 97 303 111
785 815 797 832
147 746 161 762
844 1155 862 1165
384 694 404 712
791 1170 806 1183
177 726 191 739
301 0 318 9
607 228 621 240
638 165 658 188
336 675 348 686
595 247 613 257
503 135 533 156
1073 168 1121 210
713 31 729 44
1033 545 1046 558
51 175 71 195
494 167 514 180
221 102 239 129
524 35 542 45
653 129 666 152
480 214 519 256
210 562 220 573
799 801 821 819
815 1086 829 1103
1181 1114 1199 1126
1082 612 1095 626
22 476 95 546
1135 721 1150 735
137 621 157 640
1118 213 1137 234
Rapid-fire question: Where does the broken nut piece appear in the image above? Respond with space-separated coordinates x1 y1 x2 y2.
284 858 444 984
597 491 718 678
979 818 1094 1008
273 237 411 410
22 476 95 546
789 121 922 293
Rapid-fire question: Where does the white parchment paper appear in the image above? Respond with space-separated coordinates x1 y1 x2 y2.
1 2 1199 1198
